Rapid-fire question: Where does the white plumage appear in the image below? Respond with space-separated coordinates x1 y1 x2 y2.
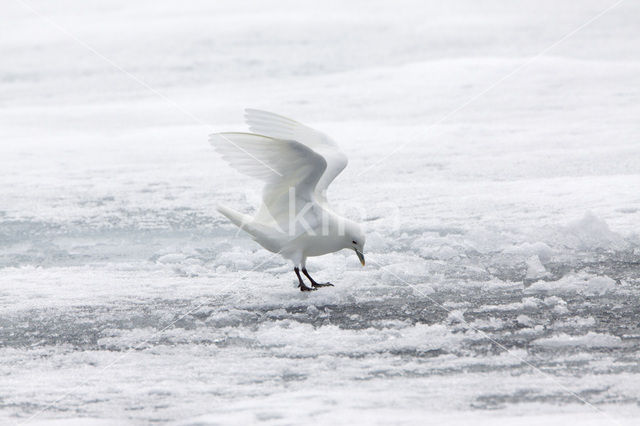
210 109 365 291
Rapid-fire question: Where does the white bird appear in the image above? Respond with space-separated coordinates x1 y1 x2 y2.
210 109 366 291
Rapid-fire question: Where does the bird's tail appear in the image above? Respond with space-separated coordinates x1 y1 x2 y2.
217 204 253 230
217 204 284 253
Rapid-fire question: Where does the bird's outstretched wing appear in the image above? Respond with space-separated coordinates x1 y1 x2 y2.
244 109 348 205
210 132 326 232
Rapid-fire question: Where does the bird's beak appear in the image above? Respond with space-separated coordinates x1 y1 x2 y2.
355 248 365 266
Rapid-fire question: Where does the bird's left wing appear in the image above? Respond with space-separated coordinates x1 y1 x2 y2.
244 109 348 205
210 132 327 232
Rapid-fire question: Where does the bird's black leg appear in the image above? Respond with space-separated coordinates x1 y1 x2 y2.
302 268 334 288
295 267 316 292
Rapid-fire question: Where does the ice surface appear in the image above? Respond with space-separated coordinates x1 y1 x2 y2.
2 0 640 424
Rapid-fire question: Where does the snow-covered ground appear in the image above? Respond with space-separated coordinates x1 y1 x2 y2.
2 0 640 424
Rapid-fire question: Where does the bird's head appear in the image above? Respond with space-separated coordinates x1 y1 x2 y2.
343 220 366 266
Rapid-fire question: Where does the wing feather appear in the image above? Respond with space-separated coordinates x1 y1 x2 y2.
244 109 348 204
210 132 326 231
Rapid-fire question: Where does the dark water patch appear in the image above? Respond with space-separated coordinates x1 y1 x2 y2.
472 387 611 409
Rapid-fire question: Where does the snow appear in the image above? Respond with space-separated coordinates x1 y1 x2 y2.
2 0 640 424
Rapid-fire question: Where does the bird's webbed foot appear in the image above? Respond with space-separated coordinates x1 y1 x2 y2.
311 281 334 288
302 268 334 288
298 283 317 292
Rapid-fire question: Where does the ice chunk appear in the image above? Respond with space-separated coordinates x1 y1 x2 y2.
446 309 466 324
468 317 505 330
503 242 553 260
526 273 616 296
559 211 627 250
584 276 617 295
525 255 548 279
532 331 623 348
553 316 596 329
476 297 540 313
516 315 533 327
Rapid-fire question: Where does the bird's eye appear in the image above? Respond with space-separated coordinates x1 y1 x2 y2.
352 240 357 244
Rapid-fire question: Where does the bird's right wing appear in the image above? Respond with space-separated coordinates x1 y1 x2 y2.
210 132 327 232
244 109 348 205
